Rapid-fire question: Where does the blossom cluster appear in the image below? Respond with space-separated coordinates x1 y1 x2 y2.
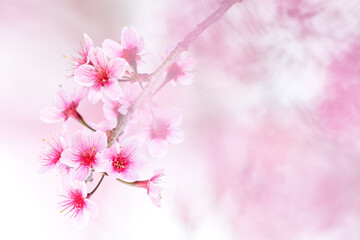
38 27 194 228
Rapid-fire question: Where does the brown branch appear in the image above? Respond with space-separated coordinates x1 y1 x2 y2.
107 0 242 147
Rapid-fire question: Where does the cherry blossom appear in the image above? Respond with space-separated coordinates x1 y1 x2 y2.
66 33 94 77
75 47 126 104
142 108 184 158
102 137 145 181
59 179 98 228
38 134 69 174
39 88 87 124
61 131 108 181
103 27 145 71
165 50 195 86
134 169 165 207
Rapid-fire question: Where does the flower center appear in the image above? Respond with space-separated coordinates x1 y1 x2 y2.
95 68 110 87
150 120 168 139
71 190 85 210
63 102 80 121
80 147 97 167
166 63 184 81
121 47 138 68
112 152 130 173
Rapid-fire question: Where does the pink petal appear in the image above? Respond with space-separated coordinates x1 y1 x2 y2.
39 165 52 174
39 107 64 123
177 73 194 86
75 64 97 86
167 128 184 144
118 103 130 115
148 139 168 158
89 47 108 69
55 89 71 109
73 211 90 229
74 180 87 198
108 58 126 79
59 149 76 168
88 89 102 104
72 87 88 104
122 83 141 102
103 39 123 59
73 166 90 181
93 131 108 151
84 199 99 217
161 108 182 127
83 33 94 53
121 27 138 49
103 80 122 100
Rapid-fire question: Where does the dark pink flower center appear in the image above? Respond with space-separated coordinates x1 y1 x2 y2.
150 120 169 139
112 150 131 173
121 47 138 68
79 147 97 167
94 68 110 88
63 102 81 121
166 63 184 81
71 190 85 210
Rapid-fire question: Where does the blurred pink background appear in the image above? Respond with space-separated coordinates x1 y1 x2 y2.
1 0 360 239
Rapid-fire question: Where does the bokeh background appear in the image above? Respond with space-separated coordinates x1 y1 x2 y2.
1 0 360 239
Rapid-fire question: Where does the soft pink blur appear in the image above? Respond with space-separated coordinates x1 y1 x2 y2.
1 0 360 239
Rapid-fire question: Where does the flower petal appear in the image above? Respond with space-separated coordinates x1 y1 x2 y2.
39 107 64 123
85 199 99 217
161 108 182 127
103 39 123 59
75 64 97 86
88 89 102 104
121 27 138 49
73 211 90 229
103 80 122 100
148 139 168 158
73 166 90 181
89 47 108 69
167 128 184 144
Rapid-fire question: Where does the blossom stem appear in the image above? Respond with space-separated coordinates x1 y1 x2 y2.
77 117 96 132
116 178 147 189
108 0 242 146
87 172 106 198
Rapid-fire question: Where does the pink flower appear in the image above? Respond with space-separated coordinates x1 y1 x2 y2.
66 33 94 77
102 137 145 181
164 48 195 85
103 27 145 71
59 179 98 228
75 47 126 104
142 108 184 158
61 131 108 181
38 134 69 174
40 88 87 124
134 169 165 207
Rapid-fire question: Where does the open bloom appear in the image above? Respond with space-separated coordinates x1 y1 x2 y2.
40 88 87 124
103 27 145 71
142 108 184 158
61 131 107 181
59 179 98 228
39 134 69 174
66 33 94 77
102 137 144 181
163 46 195 86
75 47 126 104
134 169 165 207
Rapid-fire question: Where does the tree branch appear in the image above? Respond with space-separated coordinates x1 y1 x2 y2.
107 0 242 147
